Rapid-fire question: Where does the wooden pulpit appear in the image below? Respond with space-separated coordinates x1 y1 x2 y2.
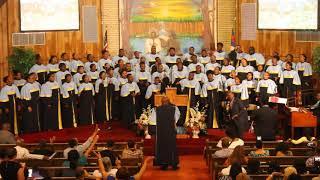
291 111 317 138
154 88 189 107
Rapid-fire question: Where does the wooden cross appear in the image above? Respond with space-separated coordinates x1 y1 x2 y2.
154 87 189 107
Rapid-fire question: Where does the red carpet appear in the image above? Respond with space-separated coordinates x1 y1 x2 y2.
20 121 275 155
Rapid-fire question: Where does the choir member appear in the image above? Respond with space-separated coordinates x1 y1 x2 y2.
21 73 41 133
256 72 277 105
120 74 140 128
125 63 135 77
279 62 301 98
253 65 265 81
265 52 282 69
221 59 235 78
13 71 26 91
230 76 249 107
165 47 180 68
40 73 61 131
198 49 210 65
213 67 227 88
59 53 71 70
266 57 282 82
241 72 257 104
171 58 186 73
61 74 78 128
128 51 140 68
114 59 126 78
201 70 222 128
118 70 128 88
282 54 296 70
135 62 151 117
55 63 71 86
112 49 129 65
0 76 20 134
135 56 151 73
182 46 196 66
106 68 120 120
47 55 59 74
145 77 161 107
73 66 86 87
236 58 255 81
194 65 208 86
29 54 47 84
188 55 205 73
95 71 109 122
172 61 188 88
98 50 112 71
214 42 226 65
179 72 201 107
296 54 313 105
205 56 221 72
244 46 265 68
145 45 162 66
151 64 170 86
235 45 247 66
78 75 95 125
84 54 98 73
225 70 237 91
87 63 99 85
70 53 84 75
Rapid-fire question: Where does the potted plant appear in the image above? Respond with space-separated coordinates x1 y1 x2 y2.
8 47 36 76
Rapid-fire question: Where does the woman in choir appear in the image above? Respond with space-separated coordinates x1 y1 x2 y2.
296 54 313 105
256 72 277 105
120 74 140 128
78 75 95 125
225 70 237 91
55 63 71 86
135 62 151 117
95 71 108 123
279 62 301 98
198 49 210 65
47 55 60 74
236 58 255 82
70 53 84 75
266 57 282 83
106 68 120 120
241 72 257 105
21 73 41 133
29 54 48 84
230 76 249 107
59 52 71 70
145 76 162 107
253 65 265 81
205 55 221 73
40 73 61 131
118 70 128 88
87 63 99 85
221 58 235 78
13 71 26 91
179 72 201 108
172 61 188 92
84 54 98 73
61 74 78 128
0 76 21 134
201 70 222 128
282 54 296 71
194 65 208 87
73 66 86 87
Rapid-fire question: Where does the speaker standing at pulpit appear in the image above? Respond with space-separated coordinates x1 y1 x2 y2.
151 97 180 170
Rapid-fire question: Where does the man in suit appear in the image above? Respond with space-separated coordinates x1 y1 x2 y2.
226 91 249 138
251 103 278 140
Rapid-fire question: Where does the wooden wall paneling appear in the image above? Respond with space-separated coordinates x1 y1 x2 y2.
0 1 8 87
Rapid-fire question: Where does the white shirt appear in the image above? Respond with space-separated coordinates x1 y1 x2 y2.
15 146 44 160
216 138 244 149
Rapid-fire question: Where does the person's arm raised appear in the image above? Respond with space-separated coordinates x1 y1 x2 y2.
84 135 99 158
78 125 100 153
134 156 153 180
17 164 26 180
93 151 109 178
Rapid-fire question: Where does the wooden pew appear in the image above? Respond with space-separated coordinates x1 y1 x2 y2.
205 140 308 149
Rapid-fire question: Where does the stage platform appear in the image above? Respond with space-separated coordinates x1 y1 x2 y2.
20 121 268 155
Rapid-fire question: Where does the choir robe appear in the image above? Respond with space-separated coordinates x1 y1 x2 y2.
145 53 162 66
145 83 161 107
120 82 140 127
188 63 205 73
198 56 210 65
214 51 226 65
221 65 235 78
29 64 48 84
172 70 188 92
151 71 170 87
107 77 120 120
61 82 78 128
21 82 41 133
46 63 60 74
244 53 265 68
266 65 282 82
242 79 257 104
135 64 151 74
164 55 180 68
112 55 129 65
70 60 84 74
55 70 71 86
279 70 301 98
225 78 236 91
40 81 61 131
171 65 188 74
135 71 151 117
256 79 277 104
201 80 223 128
253 71 264 81
180 79 201 108
84 61 98 73
97 58 113 71
214 74 227 102
236 65 255 82
95 78 109 123
296 62 313 105
73 73 86 87
87 71 99 85
128 58 140 68
265 59 284 69
78 83 95 125
282 62 296 71
230 83 249 107
14 79 26 91
236 52 247 66
194 73 208 86
205 63 221 73
59 60 70 70
182 53 196 65
0 84 21 134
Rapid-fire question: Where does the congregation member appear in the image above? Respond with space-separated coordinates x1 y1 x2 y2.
29 54 47 84
78 75 95 125
213 137 233 158
0 123 16 144
61 74 78 128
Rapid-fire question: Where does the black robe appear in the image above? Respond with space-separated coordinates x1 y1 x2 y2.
136 80 149 117
154 104 179 166
205 89 221 128
37 72 47 85
95 83 108 123
61 89 77 128
79 90 94 125
2 94 19 134
228 98 249 138
22 91 40 133
42 89 59 131
121 92 136 127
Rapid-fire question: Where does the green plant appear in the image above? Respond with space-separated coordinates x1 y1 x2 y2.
313 46 320 74
8 47 36 76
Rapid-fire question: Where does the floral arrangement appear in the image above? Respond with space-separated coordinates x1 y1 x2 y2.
137 105 152 139
184 103 207 138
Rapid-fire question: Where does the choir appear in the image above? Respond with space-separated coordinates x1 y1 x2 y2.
0 44 313 134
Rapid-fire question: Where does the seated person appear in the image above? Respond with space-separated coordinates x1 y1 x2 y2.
248 140 269 157
31 137 55 156
216 128 244 149
294 159 307 174
122 140 143 159
275 142 293 156
100 140 120 166
15 139 48 160
0 123 16 144
93 157 118 178
0 148 28 180
247 159 263 174
221 162 247 177
306 147 320 170
213 137 233 158
224 146 248 166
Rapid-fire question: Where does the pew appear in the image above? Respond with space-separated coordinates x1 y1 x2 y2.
205 140 308 149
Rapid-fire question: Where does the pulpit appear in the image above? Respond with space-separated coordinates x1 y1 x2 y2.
291 111 317 138
154 87 189 107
